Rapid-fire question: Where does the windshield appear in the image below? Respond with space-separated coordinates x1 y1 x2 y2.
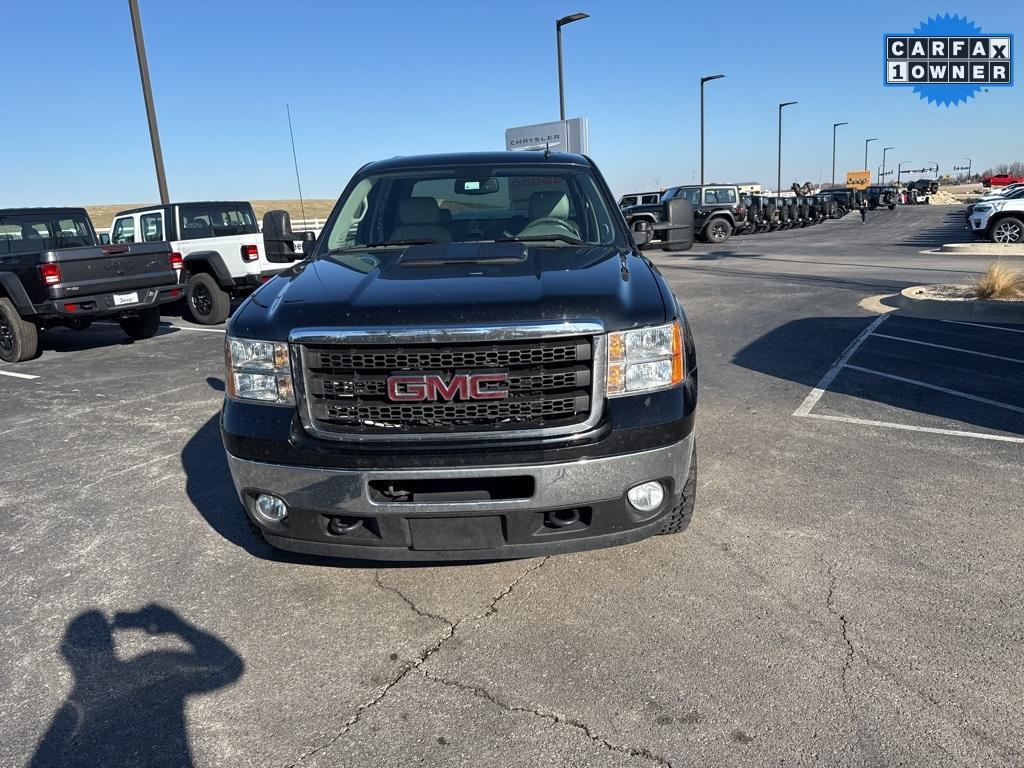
0 212 95 253
662 187 701 205
178 204 257 240
319 164 626 253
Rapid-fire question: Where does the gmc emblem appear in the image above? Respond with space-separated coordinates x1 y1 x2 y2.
386 373 508 402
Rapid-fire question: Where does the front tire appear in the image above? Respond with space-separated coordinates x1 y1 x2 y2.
186 272 231 325
658 441 696 535
119 307 161 340
990 217 1024 244
0 297 39 363
705 218 733 243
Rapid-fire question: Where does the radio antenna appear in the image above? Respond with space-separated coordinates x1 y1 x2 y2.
287 104 306 225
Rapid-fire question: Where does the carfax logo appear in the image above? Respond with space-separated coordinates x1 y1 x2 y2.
885 14 1013 106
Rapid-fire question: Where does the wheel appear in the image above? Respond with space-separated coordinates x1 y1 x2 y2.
991 217 1024 244
704 218 733 243
888 204 896 210
658 441 696 535
0 297 39 363
186 272 231 325
119 307 161 340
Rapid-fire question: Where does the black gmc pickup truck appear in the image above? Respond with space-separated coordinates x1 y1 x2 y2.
0 208 183 362
221 151 698 561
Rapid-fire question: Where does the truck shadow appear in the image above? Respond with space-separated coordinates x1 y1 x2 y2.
36 323 181 356
28 604 243 768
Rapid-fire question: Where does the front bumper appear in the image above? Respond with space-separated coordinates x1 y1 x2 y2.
968 214 990 233
226 432 694 561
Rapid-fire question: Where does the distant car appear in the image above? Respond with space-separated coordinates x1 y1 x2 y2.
981 173 1024 188
625 185 747 243
968 197 1024 243
864 186 898 210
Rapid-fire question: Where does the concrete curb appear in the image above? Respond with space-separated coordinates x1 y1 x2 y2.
937 242 1024 256
896 286 1024 324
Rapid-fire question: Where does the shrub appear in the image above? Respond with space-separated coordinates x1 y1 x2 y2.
973 262 1024 300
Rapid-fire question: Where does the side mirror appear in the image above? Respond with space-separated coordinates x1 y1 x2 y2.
631 220 653 248
261 209 304 263
662 198 694 251
99 233 110 245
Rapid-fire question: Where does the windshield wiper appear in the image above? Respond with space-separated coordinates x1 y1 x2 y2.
497 234 587 246
326 238 440 254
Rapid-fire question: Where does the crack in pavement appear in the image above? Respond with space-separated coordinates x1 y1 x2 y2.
283 557 549 767
420 670 674 768
826 568 855 704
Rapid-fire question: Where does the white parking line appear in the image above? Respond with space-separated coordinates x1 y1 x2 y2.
806 413 1024 444
792 314 889 417
932 319 1024 335
0 370 39 380
843 364 1024 414
871 333 1024 365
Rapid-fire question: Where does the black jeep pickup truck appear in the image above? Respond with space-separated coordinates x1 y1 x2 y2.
0 208 182 362
624 184 746 244
221 151 698 561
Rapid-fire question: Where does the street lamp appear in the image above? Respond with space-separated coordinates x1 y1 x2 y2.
128 0 169 204
700 74 725 186
556 12 589 121
777 101 797 197
897 160 909 181
831 122 848 187
864 138 878 174
881 146 894 183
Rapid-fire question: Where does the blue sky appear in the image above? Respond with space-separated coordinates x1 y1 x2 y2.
3 0 1020 206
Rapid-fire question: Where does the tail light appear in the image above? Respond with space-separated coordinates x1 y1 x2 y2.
169 252 183 271
39 263 62 286
241 244 259 262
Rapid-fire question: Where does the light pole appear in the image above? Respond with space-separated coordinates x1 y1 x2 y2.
556 12 589 121
864 137 878 175
700 74 725 186
831 121 848 187
929 162 939 180
777 101 797 197
881 146 894 184
128 0 169 204
897 160 909 182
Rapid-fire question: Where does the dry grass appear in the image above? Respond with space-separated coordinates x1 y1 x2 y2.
973 262 1024 300
84 199 338 229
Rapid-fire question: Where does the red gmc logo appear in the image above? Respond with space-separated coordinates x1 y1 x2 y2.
386 373 509 402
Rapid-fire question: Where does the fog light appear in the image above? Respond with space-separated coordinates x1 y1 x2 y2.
627 481 664 513
254 493 288 523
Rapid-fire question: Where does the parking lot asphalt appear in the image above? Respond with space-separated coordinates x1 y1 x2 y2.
2 205 1022 767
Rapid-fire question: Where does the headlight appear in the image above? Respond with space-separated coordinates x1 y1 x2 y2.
973 204 993 213
607 321 684 397
225 336 294 405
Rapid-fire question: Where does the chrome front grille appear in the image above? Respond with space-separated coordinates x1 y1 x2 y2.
293 325 604 440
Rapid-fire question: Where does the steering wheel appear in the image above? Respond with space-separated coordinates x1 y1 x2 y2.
519 217 581 238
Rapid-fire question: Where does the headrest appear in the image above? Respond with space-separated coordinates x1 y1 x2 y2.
398 197 441 225
529 191 569 220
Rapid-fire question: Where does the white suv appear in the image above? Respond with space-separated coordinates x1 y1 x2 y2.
969 197 1024 244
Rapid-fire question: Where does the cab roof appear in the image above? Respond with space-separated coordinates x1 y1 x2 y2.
361 151 591 173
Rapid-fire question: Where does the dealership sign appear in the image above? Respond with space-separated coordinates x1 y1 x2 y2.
505 118 589 154
846 171 871 190
885 15 1013 106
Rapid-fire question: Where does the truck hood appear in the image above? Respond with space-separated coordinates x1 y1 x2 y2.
228 246 668 341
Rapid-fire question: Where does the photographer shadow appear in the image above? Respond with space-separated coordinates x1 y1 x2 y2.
29 604 244 768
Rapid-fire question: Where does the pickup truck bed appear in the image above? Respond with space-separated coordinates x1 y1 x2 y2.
0 207 183 362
